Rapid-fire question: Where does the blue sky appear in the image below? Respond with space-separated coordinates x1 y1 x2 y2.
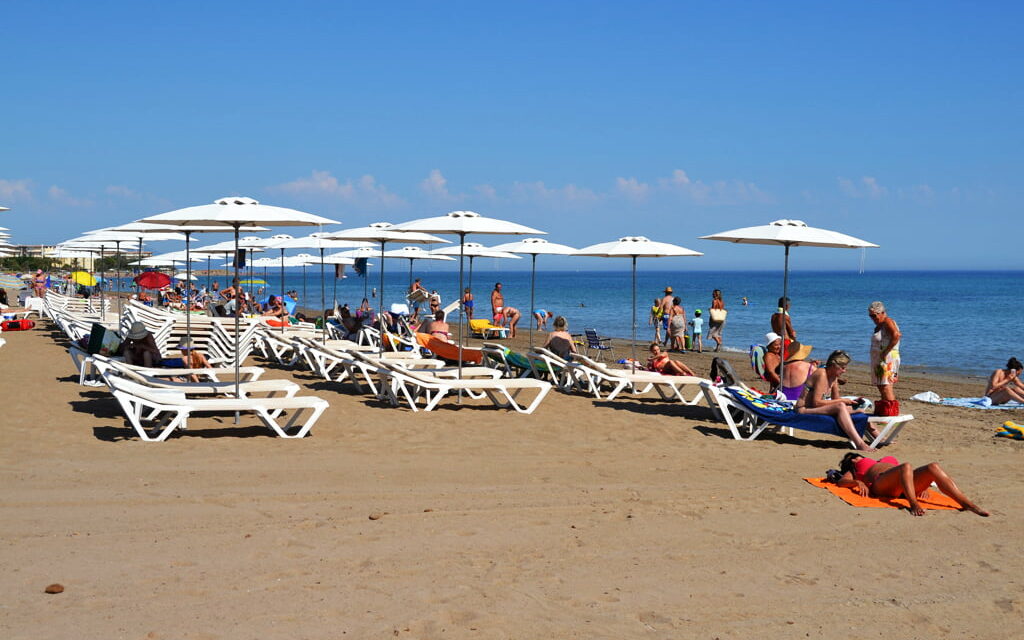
2 1 1021 270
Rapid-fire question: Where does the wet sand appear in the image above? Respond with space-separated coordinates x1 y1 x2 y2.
1 321 1022 639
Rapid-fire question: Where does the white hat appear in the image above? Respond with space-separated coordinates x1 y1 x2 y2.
765 332 782 344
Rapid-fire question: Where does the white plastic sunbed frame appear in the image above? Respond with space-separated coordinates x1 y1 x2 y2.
101 372 329 442
698 381 915 449
375 360 552 413
567 353 707 404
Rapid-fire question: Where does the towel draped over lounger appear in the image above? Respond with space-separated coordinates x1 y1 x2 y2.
725 387 869 437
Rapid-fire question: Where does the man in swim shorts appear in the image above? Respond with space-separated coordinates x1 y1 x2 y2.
659 286 674 346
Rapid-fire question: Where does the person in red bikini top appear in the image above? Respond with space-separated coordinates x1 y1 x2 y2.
645 343 697 377
835 452 988 517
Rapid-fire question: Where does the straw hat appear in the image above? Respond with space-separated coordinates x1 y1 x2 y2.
785 340 813 362
126 321 149 340
664 286 673 294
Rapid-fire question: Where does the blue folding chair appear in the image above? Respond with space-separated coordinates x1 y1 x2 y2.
583 328 613 361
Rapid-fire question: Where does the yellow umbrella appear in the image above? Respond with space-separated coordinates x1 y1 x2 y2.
71 271 97 287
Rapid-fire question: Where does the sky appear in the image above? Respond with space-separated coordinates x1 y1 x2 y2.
2 1 1021 271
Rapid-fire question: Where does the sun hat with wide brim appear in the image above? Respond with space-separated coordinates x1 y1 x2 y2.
785 340 813 362
176 338 195 351
664 286 673 293
126 321 149 340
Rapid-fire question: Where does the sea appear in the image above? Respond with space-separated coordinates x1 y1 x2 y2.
117 268 1023 377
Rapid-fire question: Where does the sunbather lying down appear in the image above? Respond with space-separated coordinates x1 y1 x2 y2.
835 452 989 518
646 343 695 377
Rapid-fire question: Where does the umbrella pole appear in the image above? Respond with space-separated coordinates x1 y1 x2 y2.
631 255 637 373
185 231 192 348
206 255 211 293
378 241 385 355
114 240 122 319
529 253 536 348
137 236 144 296
468 256 474 293
302 264 307 311
780 243 791 390
279 249 286 335
320 247 326 344
98 246 105 318
333 267 338 309
232 224 241 422
457 233 465 388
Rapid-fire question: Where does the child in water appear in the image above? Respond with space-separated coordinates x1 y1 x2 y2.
689 309 704 353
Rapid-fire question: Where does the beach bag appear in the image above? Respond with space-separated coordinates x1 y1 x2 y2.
709 308 727 323
1 319 34 331
875 399 900 417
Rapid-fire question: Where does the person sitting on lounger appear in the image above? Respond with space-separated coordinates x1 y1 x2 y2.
646 343 696 377
176 338 211 383
796 350 876 452
543 315 577 360
122 321 162 368
780 340 816 401
985 357 1024 405
262 295 290 322
834 452 989 517
428 310 451 341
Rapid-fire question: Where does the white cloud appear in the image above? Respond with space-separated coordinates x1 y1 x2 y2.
419 169 463 202
270 170 405 208
656 169 773 205
105 185 140 199
615 176 650 201
48 185 92 207
474 184 498 200
0 178 33 201
838 176 888 199
510 180 601 205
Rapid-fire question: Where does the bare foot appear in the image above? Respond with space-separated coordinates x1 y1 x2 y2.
966 504 990 517
909 505 926 516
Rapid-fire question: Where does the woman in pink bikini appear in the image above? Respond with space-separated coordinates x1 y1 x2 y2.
835 452 989 517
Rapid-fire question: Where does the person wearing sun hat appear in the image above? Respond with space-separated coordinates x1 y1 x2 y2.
762 331 784 391
780 340 815 401
176 338 210 382
122 321 162 368
658 286 675 346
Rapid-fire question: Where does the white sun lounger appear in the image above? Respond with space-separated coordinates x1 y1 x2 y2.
698 381 915 449
101 373 329 442
375 360 552 413
567 353 707 404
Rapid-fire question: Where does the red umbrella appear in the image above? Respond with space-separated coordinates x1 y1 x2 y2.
134 271 172 290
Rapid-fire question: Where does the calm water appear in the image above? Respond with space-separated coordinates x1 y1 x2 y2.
133 268 1023 376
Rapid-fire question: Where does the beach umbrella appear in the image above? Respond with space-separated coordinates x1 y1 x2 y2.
392 211 543 377
327 246 380 300
700 218 878 383
134 271 172 290
381 245 456 292
489 238 578 347
269 233 373 339
430 242 520 295
71 271 97 287
173 272 198 281
0 274 24 288
575 236 702 370
139 196 339 405
325 223 447 353
83 229 186 317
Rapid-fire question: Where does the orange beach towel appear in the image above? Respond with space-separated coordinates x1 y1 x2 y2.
804 477 961 511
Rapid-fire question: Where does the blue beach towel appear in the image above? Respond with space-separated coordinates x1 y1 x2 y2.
910 391 1024 410
725 387 869 437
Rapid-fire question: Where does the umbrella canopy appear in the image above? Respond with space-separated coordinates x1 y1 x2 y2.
489 237 578 346
132 251 204 266
575 236 703 368
700 218 878 384
70 271 97 287
392 211 544 377
0 274 25 288
430 241 521 297
173 272 198 281
134 271 172 290
325 223 447 351
381 246 456 290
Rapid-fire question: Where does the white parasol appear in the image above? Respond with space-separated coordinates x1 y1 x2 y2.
488 237 577 347
392 211 543 377
700 219 878 382
575 236 702 369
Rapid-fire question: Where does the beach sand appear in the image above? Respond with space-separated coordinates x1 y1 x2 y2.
1 321 1022 639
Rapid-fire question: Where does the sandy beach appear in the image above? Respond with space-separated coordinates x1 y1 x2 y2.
2 320 1022 639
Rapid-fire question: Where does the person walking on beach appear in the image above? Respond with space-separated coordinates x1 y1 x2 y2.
409 278 426 319
659 287 674 346
668 296 687 351
491 282 504 324
533 308 552 331
707 289 726 352
649 298 664 343
868 301 901 413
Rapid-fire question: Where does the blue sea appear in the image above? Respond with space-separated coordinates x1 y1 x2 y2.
129 268 1023 377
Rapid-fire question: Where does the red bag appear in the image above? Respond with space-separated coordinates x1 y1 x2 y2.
874 399 900 416
1 319 34 331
